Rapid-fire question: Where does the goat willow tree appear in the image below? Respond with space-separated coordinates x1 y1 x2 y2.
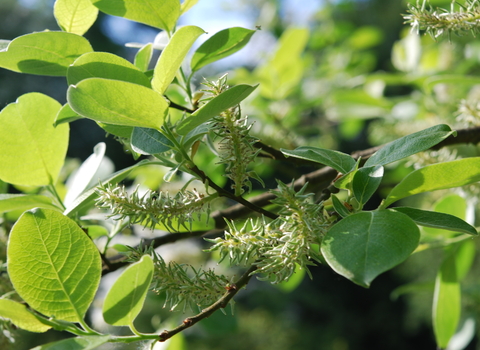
0 0 480 349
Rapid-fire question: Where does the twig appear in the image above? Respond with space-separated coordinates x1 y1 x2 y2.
158 264 257 342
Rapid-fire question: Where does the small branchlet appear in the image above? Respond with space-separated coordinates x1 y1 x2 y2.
202 74 263 196
404 0 480 39
207 181 331 284
95 183 211 231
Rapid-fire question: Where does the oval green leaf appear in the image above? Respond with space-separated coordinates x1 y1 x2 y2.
383 158 480 207
67 78 168 129
177 84 258 135
103 255 154 326
0 194 59 213
7 209 102 322
352 165 384 206
191 27 256 72
134 43 153 72
0 299 51 333
281 147 356 174
0 93 68 186
67 52 151 87
131 127 173 155
54 103 83 126
321 210 420 288
30 335 111 350
152 25 205 94
91 0 180 32
0 31 93 76
433 251 460 349
364 124 455 167
331 195 351 218
54 0 99 35
392 207 477 236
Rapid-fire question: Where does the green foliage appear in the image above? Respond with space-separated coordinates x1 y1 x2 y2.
0 0 479 348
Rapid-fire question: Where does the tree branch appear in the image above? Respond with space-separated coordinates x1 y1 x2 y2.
158 264 257 342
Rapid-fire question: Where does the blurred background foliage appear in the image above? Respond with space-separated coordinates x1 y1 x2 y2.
1 0 480 349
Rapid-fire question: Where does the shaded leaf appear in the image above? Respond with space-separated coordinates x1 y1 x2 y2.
30 335 110 350
0 31 92 76
321 210 420 288
331 195 351 218
352 165 384 206
281 147 356 174
365 124 455 167
103 255 154 326
0 93 68 186
7 209 101 322
131 128 173 155
67 78 168 129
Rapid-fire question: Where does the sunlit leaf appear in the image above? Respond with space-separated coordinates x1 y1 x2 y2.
67 52 151 87
91 0 180 32
0 194 59 213
30 335 110 350
383 158 480 207
67 78 168 129
152 25 205 94
0 299 51 333
177 84 258 135
0 93 68 186
0 31 92 76
191 27 256 71
7 209 102 322
134 43 153 72
54 0 99 35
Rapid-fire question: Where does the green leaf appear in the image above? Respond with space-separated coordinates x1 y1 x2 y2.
64 142 106 207
191 27 256 71
364 124 455 167
67 52 151 87
177 84 258 135
0 31 93 76
91 0 180 32
134 43 153 72
423 194 468 237
455 240 476 281
54 103 83 126
152 25 205 94
103 255 154 326
64 160 150 216
0 194 59 213
433 251 461 349
392 207 477 236
131 128 173 155
352 165 384 206
331 195 351 218
7 209 102 322
67 78 168 129
383 158 480 207
181 0 198 14
280 147 356 174
321 210 420 288
0 93 68 186
0 299 51 333
84 225 109 239
30 335 110 350
97 123 133 139
54 0 99 35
